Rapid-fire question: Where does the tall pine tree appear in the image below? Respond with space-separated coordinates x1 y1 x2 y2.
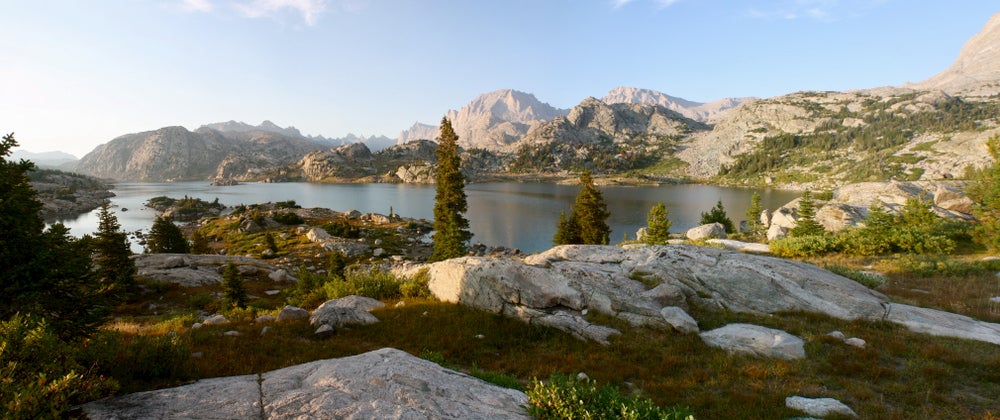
744 192 765 241
967 134 1000 250
94 201 137 298
554 170 611 245
790 190 825 237
147 215 189 253
430 117 472 261
644 202 672 245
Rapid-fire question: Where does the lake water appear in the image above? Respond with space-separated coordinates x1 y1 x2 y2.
54 182 800 253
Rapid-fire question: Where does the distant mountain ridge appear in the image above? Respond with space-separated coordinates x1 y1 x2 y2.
912 12 1000 94
9 150 78 168
397 89 570 151
600 86 752 122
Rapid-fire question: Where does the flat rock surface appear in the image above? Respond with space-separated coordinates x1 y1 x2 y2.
79 348 530 419
700 323 806 360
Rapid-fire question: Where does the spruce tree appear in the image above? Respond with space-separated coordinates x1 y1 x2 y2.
966 134 1000 250
147 215 189 253
94 201 137 298
222 261 248 309
644 202 672 245
1 133 108 337
190 229 211 254
700 200 735 233
744 192 764 240
430 117 472 261
554 170 611 245
790 190 825 237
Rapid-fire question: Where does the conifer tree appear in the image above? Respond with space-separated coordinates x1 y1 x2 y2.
430 117 472 261
190 229 211 254
147 215 189 253
1 133 108 337
744 192 765 240
222 261 247 309
966 134 1000 250
700 200 735 233
790 190 825 237
94 201 137 298
644 202 672 245
554 170 611 245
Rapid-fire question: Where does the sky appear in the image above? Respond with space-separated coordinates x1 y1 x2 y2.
2 1 998 157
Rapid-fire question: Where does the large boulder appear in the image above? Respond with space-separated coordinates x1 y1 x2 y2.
320 295 386 312
686 223 727 240
785 396 857 418
310 302 379 328
699 324 806 360
134 254 288 287
306 227 332 243
934 184 976 214
276 305 310 322
815 203 866 232
79 348 530 419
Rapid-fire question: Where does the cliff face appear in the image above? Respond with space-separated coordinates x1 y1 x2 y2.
397 89 569 151
601 86 751 123
76 124 327 182
912 12 1000 95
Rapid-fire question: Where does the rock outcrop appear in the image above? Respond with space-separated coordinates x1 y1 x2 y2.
912 12 1000 95
422 245 1000 346
785 396 858 418
134 254 294 287
601 86 751 123
79 348 530 419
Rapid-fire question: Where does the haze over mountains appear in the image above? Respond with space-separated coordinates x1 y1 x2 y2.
71 12 1000 187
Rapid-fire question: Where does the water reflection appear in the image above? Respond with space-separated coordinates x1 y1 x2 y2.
56 182 799 254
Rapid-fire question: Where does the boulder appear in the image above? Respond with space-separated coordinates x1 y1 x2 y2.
321 295 386 312
785 396 857 418
766 224 787 241
161 256 186 269
885 303 1000 345
276 305 310 322
310 304 379 328
934 184 975 214
699 323 806 360
815 203 866 232
268 269 291 282
202 314 229 326
134 254 286 287
660 306 699 334
686 223 727 240
306 228 332 243
78 348 530 419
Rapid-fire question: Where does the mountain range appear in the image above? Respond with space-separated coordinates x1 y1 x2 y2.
72 12 1000 188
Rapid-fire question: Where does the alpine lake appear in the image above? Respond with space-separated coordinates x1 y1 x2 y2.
55 181 800 253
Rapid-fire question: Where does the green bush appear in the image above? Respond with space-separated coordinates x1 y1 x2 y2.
274 200 301 209
272 211 304 225
321 220 361 239
323 267 405 300
527 373 694 420
400 268 432 298
1 315 115 419
470 364 524 391
769 235 841 258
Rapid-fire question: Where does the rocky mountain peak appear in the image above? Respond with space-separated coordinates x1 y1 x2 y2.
601 86 751 122
199 120 304 138
913 12 1000 93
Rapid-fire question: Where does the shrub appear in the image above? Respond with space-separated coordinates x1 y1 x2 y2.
526 373 694 420
272 211 304 225
78 330 189 392
274 200 301 209
321 220 361 239
700 200 734 234
824 264 885 288
1 315 114 418
400 268 432 298
769 235 841 258
323 267 405 300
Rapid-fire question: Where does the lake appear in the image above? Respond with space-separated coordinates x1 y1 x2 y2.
54 182 800 253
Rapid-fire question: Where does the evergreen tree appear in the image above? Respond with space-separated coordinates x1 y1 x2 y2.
190 229 211 254
0 133 108 337
94 201 137 298
790 190 825 237
966 134 1000 250
554 170 611 245
744 192 765 240
644 203 672 245
700 200 735 233
553 210 580 245
147 215 189 253
222 261 247 309
430 117 472 261
328 251 347 279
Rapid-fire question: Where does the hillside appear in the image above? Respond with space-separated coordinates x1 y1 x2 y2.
601 86 751 122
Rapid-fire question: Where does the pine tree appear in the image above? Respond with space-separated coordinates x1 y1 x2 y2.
328 251 347 279
744 192 765 240
790 190 825 237
644 202 672 245
966 134 1000 250
554 170 611 245
147 215 189 253
222 261 247 309
1 133 108 337
700 200 735 233
430 117 472 261
94 201 137 299
190 229 211 254
553 210 580 245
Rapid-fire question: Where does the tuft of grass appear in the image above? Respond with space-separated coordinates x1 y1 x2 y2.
470 364 525 391
824 264 885 289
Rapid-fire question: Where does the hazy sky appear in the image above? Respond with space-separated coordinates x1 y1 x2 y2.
3 1 997 157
